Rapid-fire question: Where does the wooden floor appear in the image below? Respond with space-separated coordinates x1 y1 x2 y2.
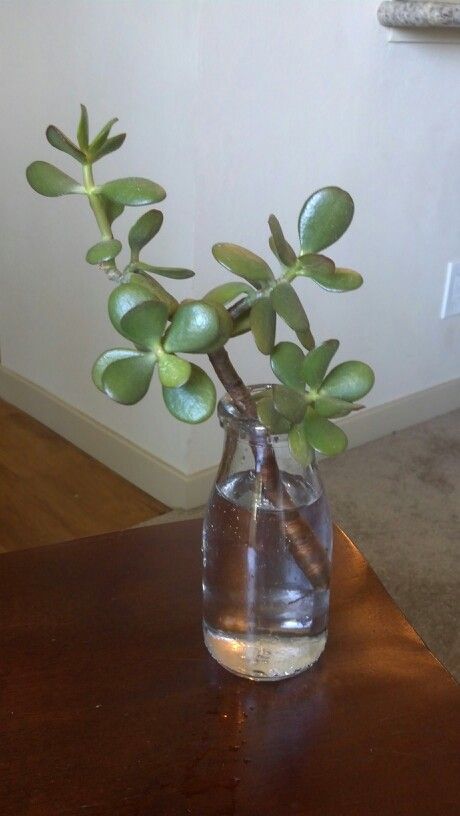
0 399 167 553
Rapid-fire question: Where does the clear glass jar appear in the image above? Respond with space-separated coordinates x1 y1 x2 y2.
202 386 333 681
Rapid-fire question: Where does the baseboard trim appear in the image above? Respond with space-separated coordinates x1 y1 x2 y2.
0 366 216 509
1 365 459 509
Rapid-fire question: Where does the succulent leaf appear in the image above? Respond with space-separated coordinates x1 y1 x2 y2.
296 253 335 279
309 266 363 293
303 413 348 456
126 270 177 316
270 282 310 333
162 364 216 423
133 261 194 280
26 161 83 197
158 354 192 388
268 215 297 267
270 341 305 391
128 210 163 257
298 187 354 254
273 385 306 424
296 327 316 351
101 177 166 206
320 361 375 402
288 422 315 466
46 126 86 163
93 133 126 161
163 301 223 354
86 239 122 265
120 300 169 350
93 348 155 405
256 395 291 434
314 396 360 418
212 243 274 288
204 281 254 306
77 104 89 150
301 339 339 390
88 117 118 154
250 297 276 355
108 282 159 338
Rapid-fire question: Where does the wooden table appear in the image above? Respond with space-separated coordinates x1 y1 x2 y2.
0 520 458 815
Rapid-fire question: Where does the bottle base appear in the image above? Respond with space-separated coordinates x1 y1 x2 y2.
203 622 327 681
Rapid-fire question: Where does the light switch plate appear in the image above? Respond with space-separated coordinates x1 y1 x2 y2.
441 261 460 318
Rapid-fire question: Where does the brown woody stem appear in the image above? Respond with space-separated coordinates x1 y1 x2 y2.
208 336 330 590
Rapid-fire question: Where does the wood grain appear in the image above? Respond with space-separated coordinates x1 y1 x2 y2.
0 399 167 551
0 520 458 815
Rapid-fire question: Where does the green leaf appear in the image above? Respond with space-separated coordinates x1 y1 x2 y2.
126 270 178 317
77 104 89 150
92 348 155 405
162 364 216 423
163 302 222 354
86 239 122 265
93 133 126 161
120 300 169 350
303 414 348 456
250 297 276 355
133 261 194 280
273 385 306 424
26 161 83 197
128 210 163 256
296 253 335 279
108 282 159 337
101 177 166 206
88 117 118 154
288 422 315 467
256 395 291 434
296 328 316 351
298 187 354 253
231 311 251 337
212 243 274 288
320 361 375 402
207 302 233 351
204 281 254 306
268 215 297 266
301 339 339 390
314 396 360 418
102 196 124 226
270 282 310 333
158 353 192 388
309 266 363 293
270 342 305 391
46 126 85 163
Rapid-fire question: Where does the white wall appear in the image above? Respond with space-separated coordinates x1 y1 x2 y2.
1 1 460 478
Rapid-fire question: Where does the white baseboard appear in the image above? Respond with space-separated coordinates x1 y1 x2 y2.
1 364 459 509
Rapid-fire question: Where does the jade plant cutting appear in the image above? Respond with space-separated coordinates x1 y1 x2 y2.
26 107 374 595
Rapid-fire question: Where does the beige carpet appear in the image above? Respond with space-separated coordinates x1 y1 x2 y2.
143 409 460 680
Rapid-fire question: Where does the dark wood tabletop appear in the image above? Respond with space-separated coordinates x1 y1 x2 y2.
0 519 458 816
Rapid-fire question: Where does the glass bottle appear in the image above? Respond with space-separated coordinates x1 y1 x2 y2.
202 386 333 681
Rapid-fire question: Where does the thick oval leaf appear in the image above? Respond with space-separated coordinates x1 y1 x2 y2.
206 302 233 352
296 327 316 351
298 187 354 253
296 253 335 279
288 422 314 467
93 133 126 161
270 282 310 333
108 282 159 337
273 385 306 424
126 270 177 317
256 396 291 434
88 117 118 154
100 195 124 226
320 361 375 402
120 300 169 350
92 348 155 405
162 364 216 423
77 104 89 150
204 281 254 306
86 239 122 265
303 414 348 456
268 215 297 266
46 126 85 163
301 339 339 390
128 210 163 256
270 341 305 390
164 302 222 354
310 266 363 293
134 261 194 280
212 243 274 288
101 177 166 206
158 353 192 388
250 297 276 355
26 161 83 197
314 396 359 418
